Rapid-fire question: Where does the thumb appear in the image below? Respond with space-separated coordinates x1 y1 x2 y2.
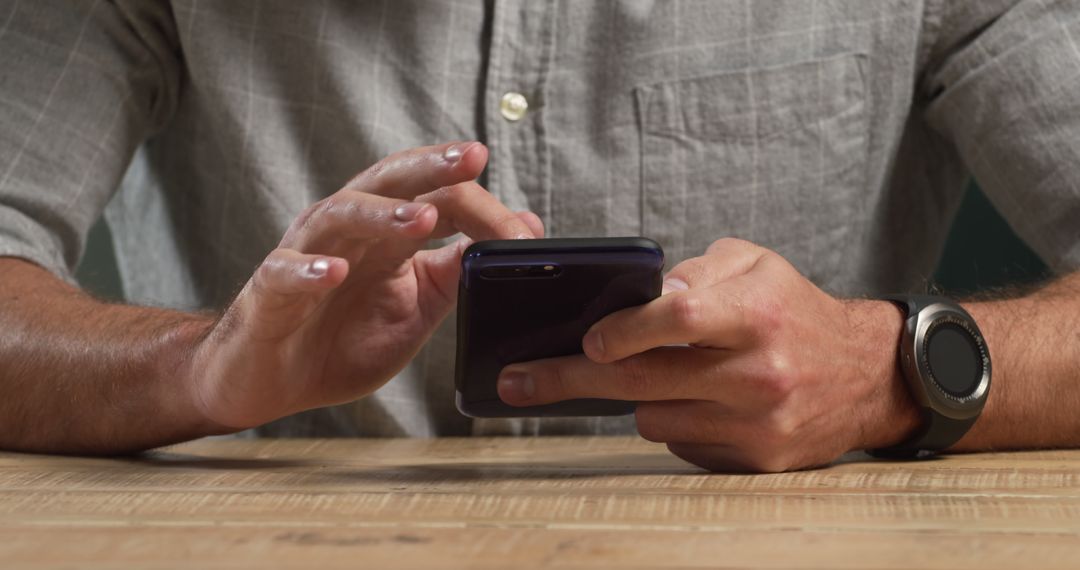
413 211 543 321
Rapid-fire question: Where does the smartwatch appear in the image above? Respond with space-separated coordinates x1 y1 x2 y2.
870 295 991 459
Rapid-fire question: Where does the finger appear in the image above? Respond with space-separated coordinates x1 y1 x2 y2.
516 210 546 238
235 248 349 341
498 347 725 406
647 401 816 473
665 442 757 473
413 235 473 322
253 248 349 297
666 442 799 474
583 286 753 363
346 141 489 200
421 181 538 241
282 191 438 254
663 238 767 291
634 400 734 445
413 211 542 311
639 402 809 473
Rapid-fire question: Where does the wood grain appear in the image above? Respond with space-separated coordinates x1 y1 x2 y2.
1 437 1078 569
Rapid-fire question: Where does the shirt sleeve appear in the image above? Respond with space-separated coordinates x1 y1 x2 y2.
922 0 1080 274
0 0 180 281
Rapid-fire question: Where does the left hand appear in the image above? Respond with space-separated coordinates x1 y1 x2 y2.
497 238 921 472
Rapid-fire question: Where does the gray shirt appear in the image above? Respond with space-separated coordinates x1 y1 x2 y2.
1 0 1079 438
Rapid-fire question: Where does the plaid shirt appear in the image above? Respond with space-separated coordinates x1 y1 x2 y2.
1 0 1078 437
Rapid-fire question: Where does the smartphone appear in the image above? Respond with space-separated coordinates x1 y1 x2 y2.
455 237 665 417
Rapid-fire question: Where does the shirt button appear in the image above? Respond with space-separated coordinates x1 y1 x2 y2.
500 91 529 121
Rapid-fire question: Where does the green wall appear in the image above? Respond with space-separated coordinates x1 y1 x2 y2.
75 218 124 300
933 183 1047 293
75 183 1048 300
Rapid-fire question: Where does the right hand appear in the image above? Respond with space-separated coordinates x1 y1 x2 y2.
186 142 543 430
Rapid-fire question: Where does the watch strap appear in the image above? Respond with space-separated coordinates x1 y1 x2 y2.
868 409 976 459
881 294 962 319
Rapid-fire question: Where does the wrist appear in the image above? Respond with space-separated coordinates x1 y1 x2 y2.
948 300 1002 451
842 299 922 451
153 317 233 437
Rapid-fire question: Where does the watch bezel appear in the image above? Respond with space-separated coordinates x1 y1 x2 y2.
899 303 991 421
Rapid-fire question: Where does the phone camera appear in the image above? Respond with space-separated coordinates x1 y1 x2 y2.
480 264 562 279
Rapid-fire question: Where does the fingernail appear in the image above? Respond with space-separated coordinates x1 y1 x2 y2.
662 277 690 295
584 330 605 359
309 258 331 278
394 202 428 222
498 370 535 402
443 142 475 164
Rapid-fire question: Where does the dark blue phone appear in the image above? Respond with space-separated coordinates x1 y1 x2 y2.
455 237 665 417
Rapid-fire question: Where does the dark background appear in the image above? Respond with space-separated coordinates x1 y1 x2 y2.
75 183 1050 299
933 183 1048 293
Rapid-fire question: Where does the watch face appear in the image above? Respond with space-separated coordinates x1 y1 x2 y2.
926 321 984 398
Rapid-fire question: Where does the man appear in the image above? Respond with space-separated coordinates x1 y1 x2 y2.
1 0 1078 472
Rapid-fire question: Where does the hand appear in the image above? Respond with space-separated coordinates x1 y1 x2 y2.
497 238 920 472
188 142 544 430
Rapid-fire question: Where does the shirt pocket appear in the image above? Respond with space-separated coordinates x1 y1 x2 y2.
634 54 869 287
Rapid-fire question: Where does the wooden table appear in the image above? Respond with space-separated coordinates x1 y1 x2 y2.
1 437 1079 569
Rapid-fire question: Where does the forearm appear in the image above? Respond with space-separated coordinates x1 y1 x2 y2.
951 272 1080 451
0 258 221 454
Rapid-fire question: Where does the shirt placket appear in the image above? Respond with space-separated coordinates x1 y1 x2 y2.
472 0 558 437
481 0 556 224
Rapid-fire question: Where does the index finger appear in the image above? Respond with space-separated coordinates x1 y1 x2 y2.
421 181 542 241
582 286 753 364
345 141 489 200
